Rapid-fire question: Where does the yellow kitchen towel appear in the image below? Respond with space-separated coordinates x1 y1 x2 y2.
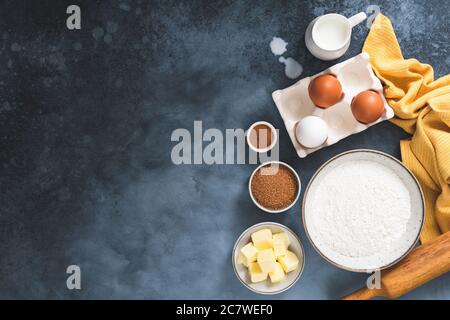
362 14 450 244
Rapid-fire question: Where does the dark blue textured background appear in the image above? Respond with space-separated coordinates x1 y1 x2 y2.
0 0 449 299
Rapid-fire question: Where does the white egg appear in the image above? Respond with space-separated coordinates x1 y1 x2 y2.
295 116 328 148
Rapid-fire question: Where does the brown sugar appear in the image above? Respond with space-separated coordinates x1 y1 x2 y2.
251 164 299 211
249 124 273 149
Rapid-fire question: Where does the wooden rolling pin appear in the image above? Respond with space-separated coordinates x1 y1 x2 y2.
341 231 450 300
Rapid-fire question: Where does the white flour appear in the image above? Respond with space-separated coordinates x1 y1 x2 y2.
310 160 412 259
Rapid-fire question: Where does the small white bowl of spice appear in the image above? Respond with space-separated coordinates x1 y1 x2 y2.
246 121 278 153
249 161 301 213
232 222 305 295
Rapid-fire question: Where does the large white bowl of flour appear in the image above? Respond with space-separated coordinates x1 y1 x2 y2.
302 149 424 272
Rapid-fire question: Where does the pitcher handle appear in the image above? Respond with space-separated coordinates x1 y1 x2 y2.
348 12 367 28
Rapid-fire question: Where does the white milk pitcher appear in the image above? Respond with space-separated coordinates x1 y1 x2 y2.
305 12 367 61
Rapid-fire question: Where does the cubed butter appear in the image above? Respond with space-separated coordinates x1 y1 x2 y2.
238 242 258 267
249 262 267 283
251 229 273 250
278 250 299 273
237 253 245 265
272 233 289 258
273 242 287 258
257 248 277 273
269 262 285 283
273 232 290 247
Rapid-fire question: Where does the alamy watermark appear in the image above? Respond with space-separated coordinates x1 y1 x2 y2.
367 270 381 290
171 121 279 166
366 5 381 29
66 5 81 30
66 265 81 290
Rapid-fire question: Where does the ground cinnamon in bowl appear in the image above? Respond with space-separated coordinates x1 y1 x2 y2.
249 124 273 149
247 121 277 153
250 162 300 212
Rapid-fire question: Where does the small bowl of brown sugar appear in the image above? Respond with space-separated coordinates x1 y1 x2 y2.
249 161 301 213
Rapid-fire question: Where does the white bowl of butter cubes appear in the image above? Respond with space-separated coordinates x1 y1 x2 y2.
232 222 305 294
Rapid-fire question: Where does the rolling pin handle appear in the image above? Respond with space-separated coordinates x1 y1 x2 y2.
341 287 384 300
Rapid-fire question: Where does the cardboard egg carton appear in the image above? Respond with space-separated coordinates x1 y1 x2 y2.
272 53 394 158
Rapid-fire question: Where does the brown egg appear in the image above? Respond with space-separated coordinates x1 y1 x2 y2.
308 74 343 109
351 90 385 124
